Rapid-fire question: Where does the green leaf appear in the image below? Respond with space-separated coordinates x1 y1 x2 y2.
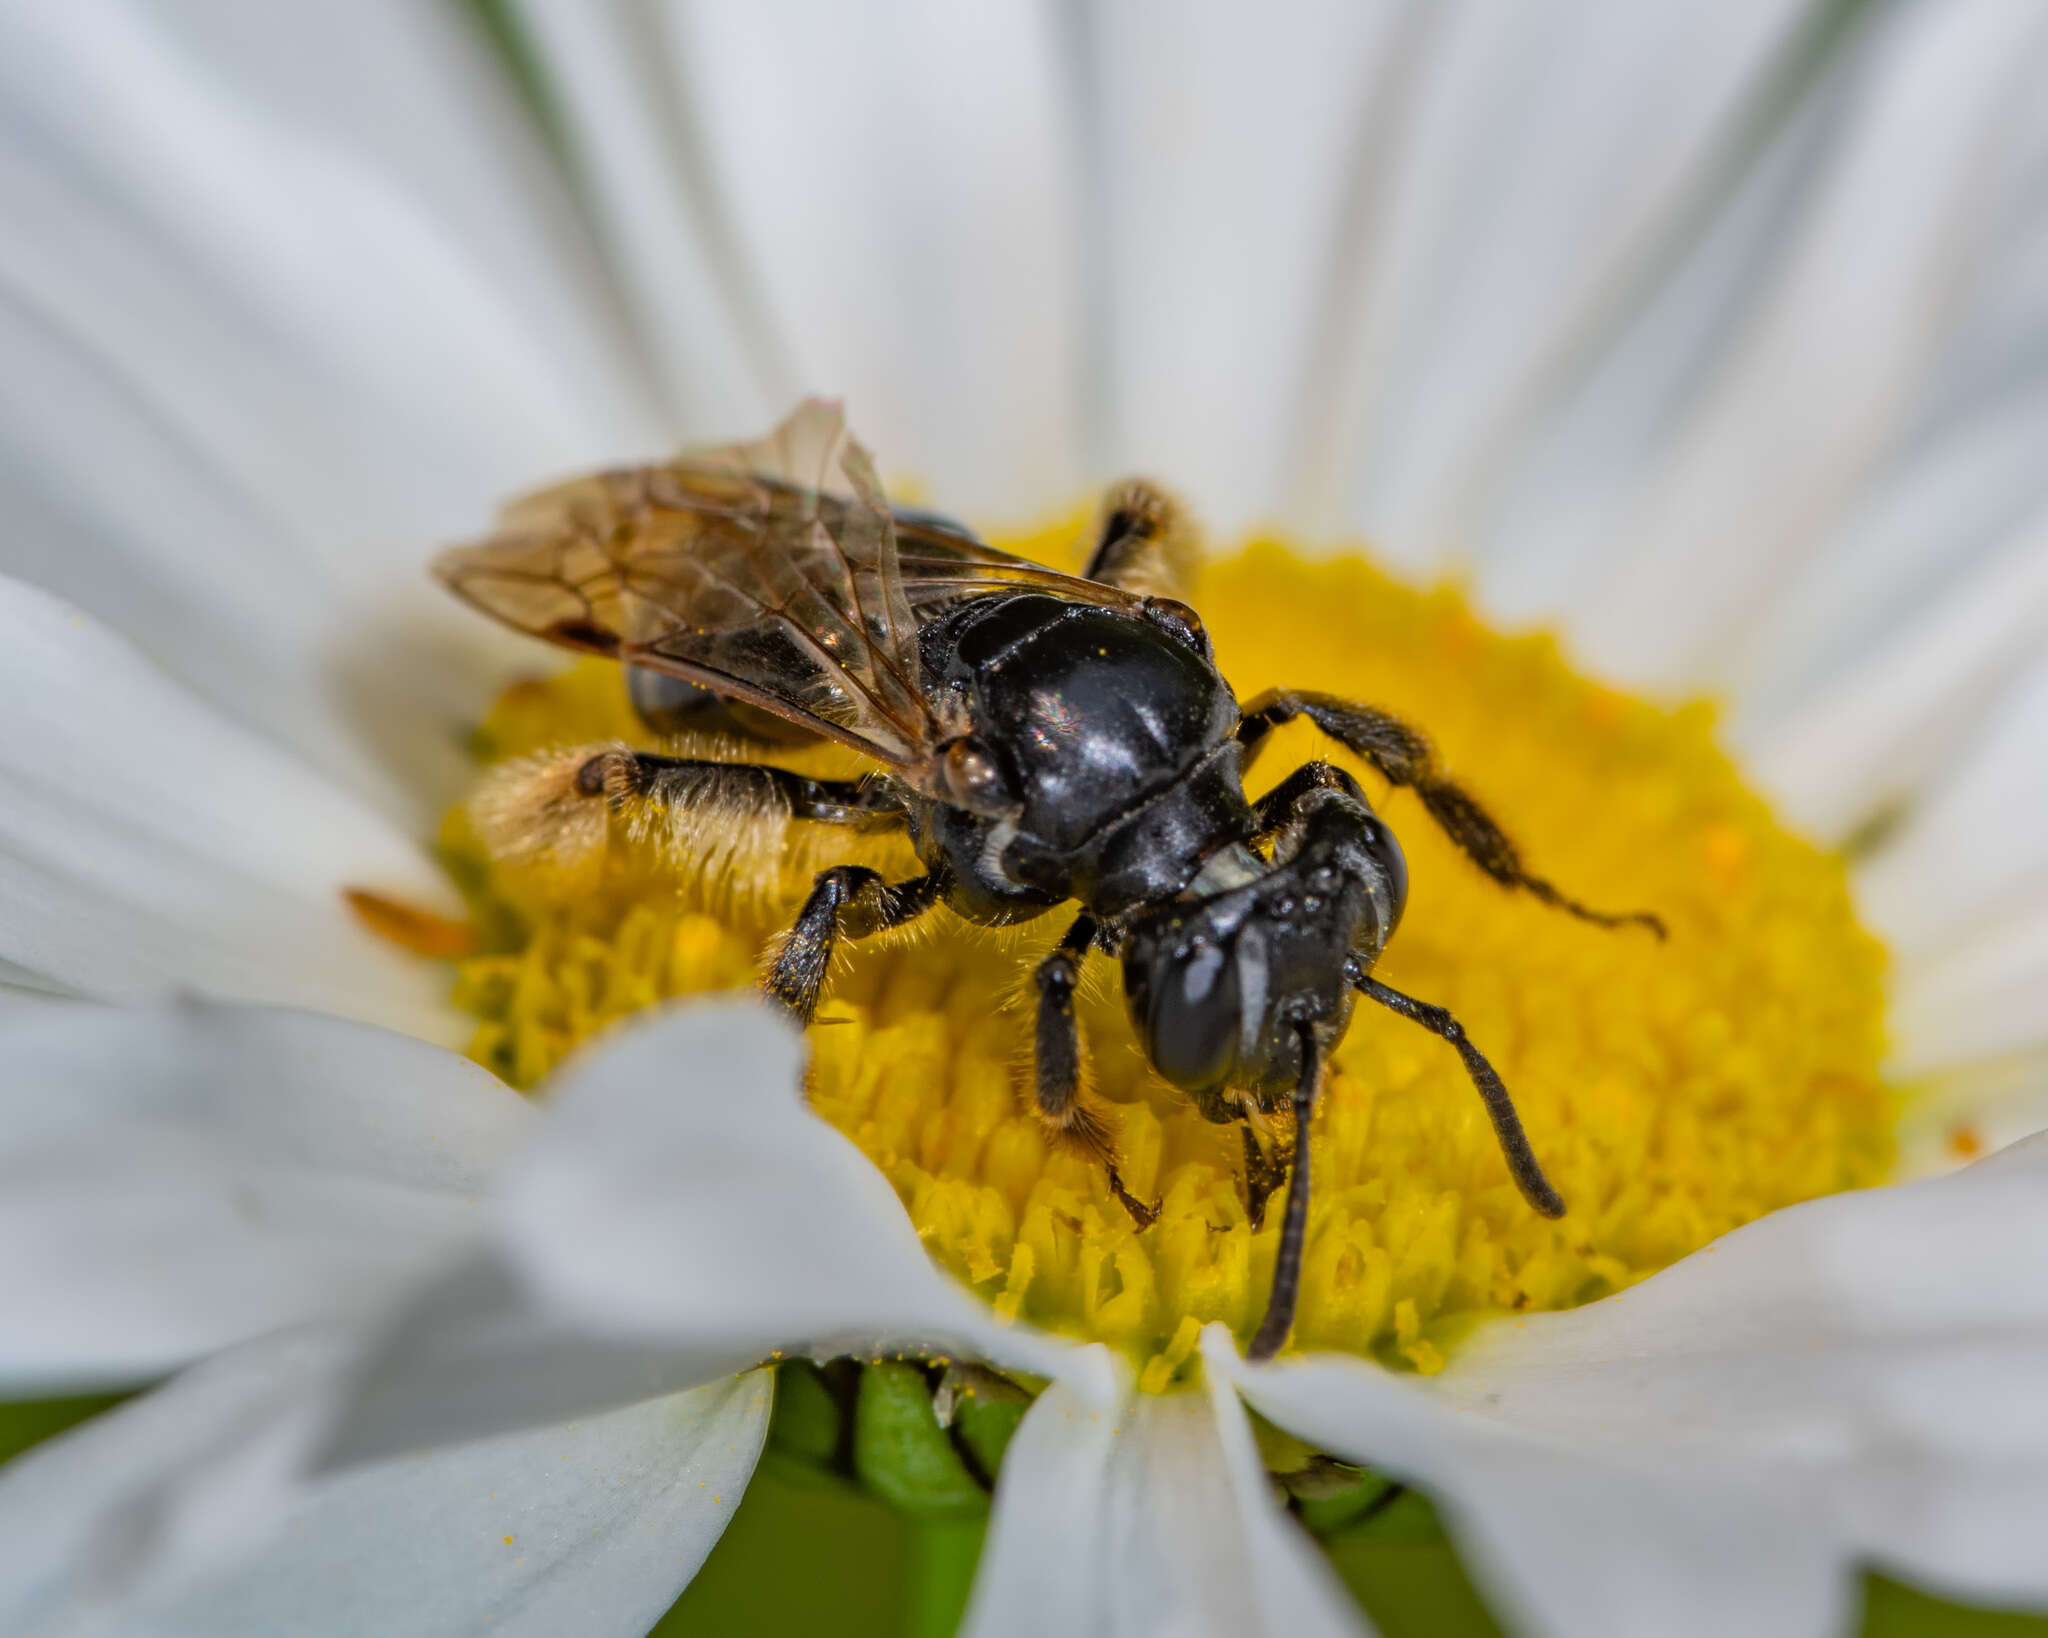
905 1517 988 1638
0 1393 127 1465
657 1458 909 1636
1864 1576 2048 1637
1297 1476 1432 1539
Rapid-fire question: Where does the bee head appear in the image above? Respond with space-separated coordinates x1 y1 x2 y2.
1120 786 1406 1101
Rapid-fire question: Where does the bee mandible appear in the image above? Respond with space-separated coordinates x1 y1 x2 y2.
436 401 1663 1358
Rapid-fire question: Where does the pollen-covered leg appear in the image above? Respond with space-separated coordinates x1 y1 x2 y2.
1238 689 1666 937
468 742 906 889
766 866 945 1024
1033 913 1159 1229
465 745 619 889
1247 1023 1323 1361
597 747 906 838
1351 965 1567 1219
1081 477 1201 600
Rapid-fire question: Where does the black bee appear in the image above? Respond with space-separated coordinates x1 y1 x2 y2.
437 401 1661 1358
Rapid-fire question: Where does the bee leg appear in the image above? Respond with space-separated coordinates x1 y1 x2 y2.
1249 760 1368 838
1247 1022 1323 1361
765 866 945 1025
1104 1167 1160 1230
1034 913 1159 1229
1237 690 1665 937
1349 963 1566 1219
467 745 908 884
1032 913 1095 1135
594 748 909 831
1241 1125 1290 1231
1081 478 1200 600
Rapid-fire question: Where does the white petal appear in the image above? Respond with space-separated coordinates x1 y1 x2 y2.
1469 43 1850 624
1724 78 2048 778
1850 651 2048 1074
0 575 457 1036
1887 910 2048 1084
1072 0 1415 533
307 1254 736 1473
325 998 1104 1464
0 963 79 1022
1303 0 1812 559
0 1327 352 1637
144 1372 769 1638
0 0 660 815
1226 1134 2048 1638
0 0 653 539
649 0 1086 519
965 1354 1363 1638
1227 1346 1839 1638
0 296 382 814
0 1000 529 1393
1550 0 2048 690
137 0 661 444
1894 1048 2048 1179
0 239 524 826
502 0 781 436
1738 512 2048 845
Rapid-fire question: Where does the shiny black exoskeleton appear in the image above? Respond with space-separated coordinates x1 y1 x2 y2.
910 591 1251 920
1122 771 1404 1110
609 498 1660 1359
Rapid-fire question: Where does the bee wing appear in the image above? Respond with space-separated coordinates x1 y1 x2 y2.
434 399 939 774
889 514 1150 614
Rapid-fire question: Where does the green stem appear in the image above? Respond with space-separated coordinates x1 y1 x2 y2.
902 1514 987 1638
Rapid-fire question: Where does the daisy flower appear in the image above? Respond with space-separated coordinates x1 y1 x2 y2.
3 3 2048 1637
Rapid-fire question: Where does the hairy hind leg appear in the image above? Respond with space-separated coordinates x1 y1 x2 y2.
592 747 908 831
467 742 908 884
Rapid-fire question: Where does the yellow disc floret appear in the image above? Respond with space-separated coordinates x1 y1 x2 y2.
437 520 1890 1386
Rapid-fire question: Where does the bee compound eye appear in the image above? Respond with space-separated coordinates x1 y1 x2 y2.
1127 922 1242 1094
1363 816 1409 939
941 737 1011 812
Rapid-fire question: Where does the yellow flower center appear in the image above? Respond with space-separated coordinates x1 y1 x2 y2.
433 516 1890 1388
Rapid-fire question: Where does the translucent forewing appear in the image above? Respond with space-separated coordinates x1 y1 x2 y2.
434 399 1144 783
